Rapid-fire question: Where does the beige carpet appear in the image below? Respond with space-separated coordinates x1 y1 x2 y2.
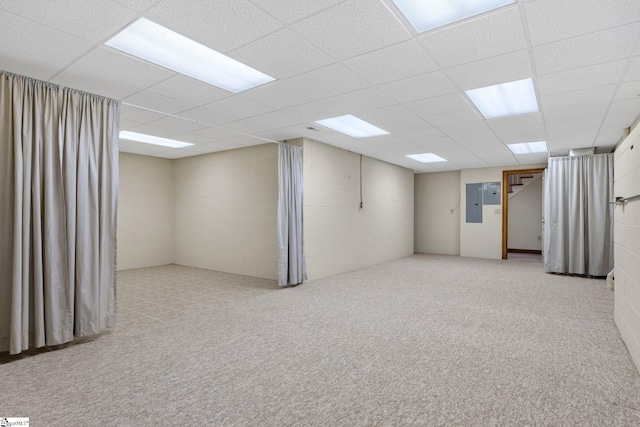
1 255 639 426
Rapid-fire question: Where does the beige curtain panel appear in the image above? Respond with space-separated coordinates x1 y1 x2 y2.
0 71 120 354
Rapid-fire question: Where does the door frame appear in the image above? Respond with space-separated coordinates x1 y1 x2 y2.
501 168 546 259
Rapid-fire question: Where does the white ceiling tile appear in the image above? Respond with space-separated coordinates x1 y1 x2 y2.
177 105 240 126
397 128 445 141
0 11 92 66
444 50 532 91
249 0 347 24
0 0 136 42
147 75 232 106
379 71 457 103
356 104 416 124
608 98 640 116
546 119 600 135
439 122 500 145
285 63 370 98
123 90 193 114
382 118 433 134
146 0 282 52
128 123 183 138
0 48 61 81
51 46 175 99
547 127 598 146
147 116 209 133
624 56 640 82
344 40 438 84
121 104 167 124
405 93 471 117
291 0 411 60
616 80 640 100
218 119 272 135
230 29 334 79
524 0 640 46
419 6 525 68
111 0 161 12
537 60 627 95
543 103 609 123
322 87 397 114
540 85 616 111
514 152 549 165
487 113 546 143
179 97 271 125
247 111 306 128
424 108 483 127
532 23 640 75
190 126 243 141
240 81 319 110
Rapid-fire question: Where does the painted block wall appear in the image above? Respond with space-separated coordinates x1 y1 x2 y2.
414 171 461 255
118 153 175 270
460 164 547 259
613 123 640 373
173 144 278 280
507 176 543 251
294 138 414 280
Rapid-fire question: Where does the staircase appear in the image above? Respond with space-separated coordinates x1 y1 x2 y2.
507 173 542 199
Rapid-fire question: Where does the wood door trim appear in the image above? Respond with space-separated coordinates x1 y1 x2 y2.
502 168 546 260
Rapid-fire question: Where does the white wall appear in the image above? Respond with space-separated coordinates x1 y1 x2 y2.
295 138 414 280
118 153 175 270
460 164 547 259
174 144 278 280
414 171 461 255
507 176 543 251
613 123 640 373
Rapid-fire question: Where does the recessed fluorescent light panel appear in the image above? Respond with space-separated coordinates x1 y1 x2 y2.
465 78 539 119
105 18 274 93
507 141 548 155
391 0 515 33
119 131 193 148
314 115 389 138
406 153 447 163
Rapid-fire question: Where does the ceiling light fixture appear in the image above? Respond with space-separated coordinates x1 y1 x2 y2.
119 130 194 148
314 115 389 138
507 141 548 155
406 153 447 163
105 18 274 93
391 0 515 33
465 78 539 119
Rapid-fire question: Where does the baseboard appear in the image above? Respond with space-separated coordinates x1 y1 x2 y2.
507 249 542 254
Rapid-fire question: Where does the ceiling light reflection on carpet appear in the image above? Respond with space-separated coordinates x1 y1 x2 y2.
465 78 539 119
119 131 194 148
391 0 515 33
507 141 548 155
314 115 389 138
406 153 447 163
105 18 274 93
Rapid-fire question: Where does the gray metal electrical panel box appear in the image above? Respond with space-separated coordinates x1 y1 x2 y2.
466 183 483 223
482 182 501 205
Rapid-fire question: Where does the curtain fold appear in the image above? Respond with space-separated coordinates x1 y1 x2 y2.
543 153 614 276
0 71 119 354
277 143 307 286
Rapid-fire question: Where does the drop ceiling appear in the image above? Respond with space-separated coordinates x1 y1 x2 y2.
1 0 639 172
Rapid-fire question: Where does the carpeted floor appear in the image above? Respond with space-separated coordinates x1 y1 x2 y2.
2 254 639 426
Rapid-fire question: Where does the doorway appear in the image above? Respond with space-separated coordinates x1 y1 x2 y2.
501 168 546 260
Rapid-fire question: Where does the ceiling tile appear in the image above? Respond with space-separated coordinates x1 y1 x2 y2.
487 113 546 143
146 0 282 52
382 117 434 134
291 0 411 60
128 123 183 138
424 108 483 128
0 0 136 42
406 93 471 117
379 71 457 103
543 103 609 123
444 50 532 91
0 48 61 81
240 81 319 110
524 0 640 46
0 11 92 66
180 97 272 125
248 0 346 24
616 80 640 100
344 40 437 84
147 116 209 133
285 63 370 98
532 23 640 75
123 90 193 114
356 104 417 125
439 122 500 145
623 56 640 82
111 0 161 13
230 28 334 80
240 111 305 129
608 98 640 116
120 104 167 124
51 46 175 100
537 60 627 95
147 75 232 106
419 6 525 68
539 85 616 111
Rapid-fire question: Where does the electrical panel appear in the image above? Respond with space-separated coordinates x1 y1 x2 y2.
466 183 483 223
483 182 501 205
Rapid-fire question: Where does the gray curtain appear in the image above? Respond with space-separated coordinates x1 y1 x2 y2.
0 71 119 354
543 153 614 276
277 143 307 286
